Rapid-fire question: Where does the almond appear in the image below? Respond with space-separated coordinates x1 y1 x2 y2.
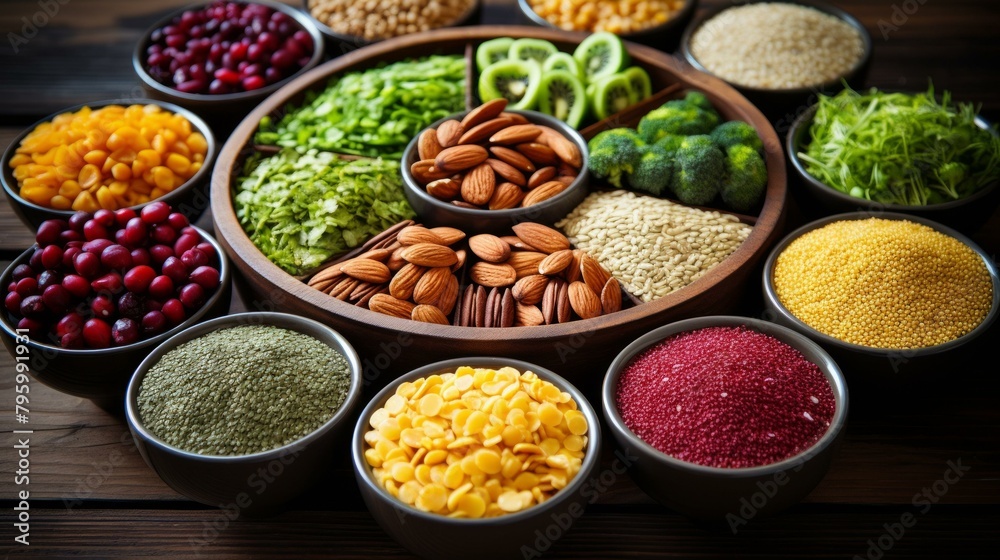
453 200 478 209
490 124 542 145
473 285 487 327
484 287 499 328
512 274 548 305
503 237 538 251
515 142 559 167
521 180 567 207
418 128 443 160
429 227 466 245
580 253 612 296
489 182 525 210
537 125 582 168
435 145 489 173
410 159 451 183
436 119 464 148
458 116 513 145
515 302 544 327
527 166 557 189
500 112 530 125
565 249 584 283
307 263 345 287
368 294 416 319
426 177 460 200
556 280 571 323
389 263 426 300
489 146 536 173
468 234 511 263
457 285 474 326
568 281 602 320
387 247 407 271
555 175 576 186
451 248 467 273
541 278 564 325
601 276 622 314
329 277 360 300
460 162 496 206
356 285 389 308
356 247 394 262
413 267 453 304
485 158 526 186
400 243 458 268
350 281 381 302
435 273 460 315
557 163 578 177
397 225 446 246
507 251 547 278
461 98 508 129
538 249 573 276
340 259 391 284
470 262 517 287
511 222 570 254
411 304 449 325
500 288 515 328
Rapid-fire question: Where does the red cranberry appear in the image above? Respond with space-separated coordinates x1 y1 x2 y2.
131 248 151 267
91 295 115 319
68 211 90 232
19 295 46 317
62 274 91 299
37 270 61 290
73 252 101 278
173 233 200 256
161 256 189 284
149 244 175 267
148 275 175 301
123 217 148 247
83 238 115 254
141 310 169 336
41 284 71 313
83 318 113 349
35 220 64 247
101 245 133 270
93 209 117 227
124 265 157 293
161 298 186 325
117 292 146 321
62 246 82 269
151 224 178 245
112 317 140 346
91 272 124 295
167 212 189 229
115 208 137 227
189 265 220 291
17 317 46 340
15 277 38 297
178 283 205 309
181 247 208 269
5 292 22 314
56 312 84 338
12 264 35 282
141 201 171 225
83 219 108 241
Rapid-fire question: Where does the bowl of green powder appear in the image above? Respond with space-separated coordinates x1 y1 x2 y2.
125 311 362 512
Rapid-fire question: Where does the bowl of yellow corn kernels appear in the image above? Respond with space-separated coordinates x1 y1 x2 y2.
352 357 602 560
517 0 697 50
762 212 999 379
2 99 217 230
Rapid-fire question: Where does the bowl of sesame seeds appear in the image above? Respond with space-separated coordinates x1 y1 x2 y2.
602 315 848 521
763 212 999 378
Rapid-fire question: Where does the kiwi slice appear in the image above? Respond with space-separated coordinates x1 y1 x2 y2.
538 70 587 129
542 52 582 79
508 38 558 65
479 59 542 110
623 66 652 102
573 32 628 84
476 38 514 72
589 73 634 120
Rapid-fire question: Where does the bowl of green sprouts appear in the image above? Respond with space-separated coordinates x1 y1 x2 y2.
787 85 1000 228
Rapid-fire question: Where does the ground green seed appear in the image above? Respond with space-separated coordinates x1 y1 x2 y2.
137 325 351 456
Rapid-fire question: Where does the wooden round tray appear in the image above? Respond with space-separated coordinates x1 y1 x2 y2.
210 26 787 379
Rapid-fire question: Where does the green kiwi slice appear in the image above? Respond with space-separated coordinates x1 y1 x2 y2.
623 66 652 102
479 59 543 110
573 32 628 84
508 38 558 65
589 73 634 120
538 70 587 129
476 38 514 72
542 52 583 79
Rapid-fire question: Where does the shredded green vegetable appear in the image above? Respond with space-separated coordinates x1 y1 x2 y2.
255 55 467 158
799 85 1000 206
234 149 415 276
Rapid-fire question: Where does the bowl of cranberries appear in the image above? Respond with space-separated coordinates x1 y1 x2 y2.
0 201 231 409
132 0 323 125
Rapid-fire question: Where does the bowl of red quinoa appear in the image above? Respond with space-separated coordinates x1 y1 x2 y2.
602 315 848 521
762 212 1000 378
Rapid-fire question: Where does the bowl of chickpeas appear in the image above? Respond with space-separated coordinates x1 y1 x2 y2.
352 357 601 560
304 0 482 51
1 99 217 230
517 0 697 51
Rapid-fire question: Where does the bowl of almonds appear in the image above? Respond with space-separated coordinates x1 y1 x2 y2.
401 99 589 234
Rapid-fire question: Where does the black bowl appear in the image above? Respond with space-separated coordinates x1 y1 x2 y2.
0 226 231 409
133 0 324 133
680 0 872 118
787 103 1000 232
1 99 217 230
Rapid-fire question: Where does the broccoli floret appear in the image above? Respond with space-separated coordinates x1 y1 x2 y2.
654 134 685 155
681 91 715 113
721 145 767 212
587 128 644 187
637 97 721 142
628 145 673 196
710 121 764 153
669 137 725 205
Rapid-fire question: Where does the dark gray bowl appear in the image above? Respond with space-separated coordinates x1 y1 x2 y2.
762 212 1000 378
352 357 602 560
126 311 363 513
602 316 848 521
787 104 1000 231
133 0 324 132
401 109 589 234
680 0 872 117
0 226 230 410
516 0 697 52
1 99 217 230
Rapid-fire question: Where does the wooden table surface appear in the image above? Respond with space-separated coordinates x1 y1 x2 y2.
2 1 999 558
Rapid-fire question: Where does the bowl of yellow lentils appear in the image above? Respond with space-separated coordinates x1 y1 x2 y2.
517 0 696 50
2 99 216 229
762 212 999 377
352 356 601 560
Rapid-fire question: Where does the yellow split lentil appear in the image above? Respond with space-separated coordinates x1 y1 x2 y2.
528 0 685 34
364 366 589 518
773 218 993 349
9 104 208 212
